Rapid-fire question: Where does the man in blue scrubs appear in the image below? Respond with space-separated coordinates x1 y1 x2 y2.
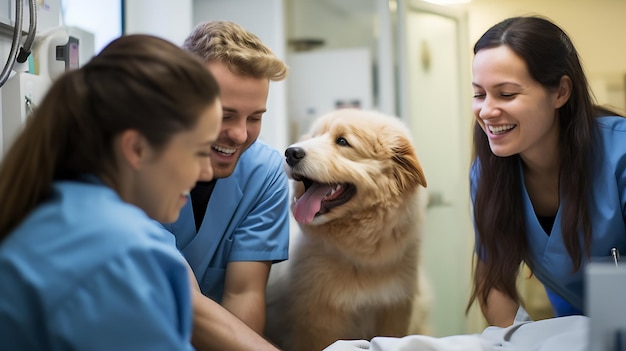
161 21 290 336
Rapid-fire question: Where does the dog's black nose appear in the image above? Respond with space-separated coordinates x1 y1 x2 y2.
285 147 306 167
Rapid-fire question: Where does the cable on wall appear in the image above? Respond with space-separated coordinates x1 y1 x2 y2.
0 0 38 87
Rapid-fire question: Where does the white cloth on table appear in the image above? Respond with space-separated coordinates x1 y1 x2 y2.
324 313 589 351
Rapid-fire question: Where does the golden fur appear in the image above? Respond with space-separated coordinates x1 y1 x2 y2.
265 108 429 351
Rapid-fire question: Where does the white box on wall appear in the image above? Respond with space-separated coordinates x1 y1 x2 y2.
287 47 373 141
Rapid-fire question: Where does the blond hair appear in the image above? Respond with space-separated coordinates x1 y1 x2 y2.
183 20 287 81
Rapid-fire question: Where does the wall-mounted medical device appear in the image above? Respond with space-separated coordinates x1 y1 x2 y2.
1 25 94 154
32 27 79 81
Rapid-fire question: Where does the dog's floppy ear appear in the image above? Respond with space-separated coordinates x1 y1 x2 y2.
392 136 427 191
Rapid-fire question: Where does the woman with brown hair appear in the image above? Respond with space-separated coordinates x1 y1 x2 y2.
0 34 221 350
468 15 626 327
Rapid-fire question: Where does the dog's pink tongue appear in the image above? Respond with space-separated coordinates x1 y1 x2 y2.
293 183 330 224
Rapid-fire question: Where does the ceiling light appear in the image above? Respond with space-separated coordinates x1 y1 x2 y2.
422 0 471 4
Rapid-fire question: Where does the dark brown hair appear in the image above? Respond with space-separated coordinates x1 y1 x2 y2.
467 16 619 312
0 34 220 241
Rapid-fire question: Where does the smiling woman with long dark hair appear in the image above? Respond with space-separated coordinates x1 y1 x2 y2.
467 15 626 327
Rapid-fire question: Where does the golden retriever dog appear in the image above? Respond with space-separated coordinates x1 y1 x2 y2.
265 108 429 351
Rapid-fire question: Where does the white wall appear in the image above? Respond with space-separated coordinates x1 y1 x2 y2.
124 0 192 46
61 0 121 54
286 0 377 51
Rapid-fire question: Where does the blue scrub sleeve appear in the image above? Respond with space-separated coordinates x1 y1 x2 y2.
545 286 583 317
469 160 483 257
229 157 290 262
49 248 194 351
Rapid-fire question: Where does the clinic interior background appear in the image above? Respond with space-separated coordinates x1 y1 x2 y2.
1 0 625 338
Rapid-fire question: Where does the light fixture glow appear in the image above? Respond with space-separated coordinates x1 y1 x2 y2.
422 0 471 4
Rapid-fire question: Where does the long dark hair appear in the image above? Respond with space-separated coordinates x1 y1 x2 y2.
0 34 220 242
467 16 616 311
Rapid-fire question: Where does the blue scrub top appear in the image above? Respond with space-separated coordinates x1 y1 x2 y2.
471 116 626 316
162 140 290 302
0 177 194 350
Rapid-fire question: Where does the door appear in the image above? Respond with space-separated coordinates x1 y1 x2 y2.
397 0 480 336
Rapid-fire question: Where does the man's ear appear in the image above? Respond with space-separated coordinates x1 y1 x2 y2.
118 129 147 170
554 75 572 109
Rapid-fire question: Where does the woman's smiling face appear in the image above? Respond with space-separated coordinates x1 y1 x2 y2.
134 100 222 223
471 45 565 160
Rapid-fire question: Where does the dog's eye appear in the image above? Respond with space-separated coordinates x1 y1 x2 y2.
335 137 350 147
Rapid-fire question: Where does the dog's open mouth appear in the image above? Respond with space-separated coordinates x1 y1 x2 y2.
292 175 356 224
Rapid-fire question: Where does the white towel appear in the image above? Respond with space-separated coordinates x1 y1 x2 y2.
370 334 507 351
323 315 589 351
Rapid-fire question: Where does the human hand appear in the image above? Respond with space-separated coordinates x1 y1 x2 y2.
323 340 370 351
